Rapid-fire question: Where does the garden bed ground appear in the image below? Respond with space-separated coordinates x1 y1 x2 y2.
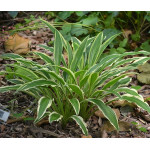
0 12 150 138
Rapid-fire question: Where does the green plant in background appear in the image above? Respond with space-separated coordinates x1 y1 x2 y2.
8 11 18 18
131 121 147 133
1 18 150 135
123 11 150 42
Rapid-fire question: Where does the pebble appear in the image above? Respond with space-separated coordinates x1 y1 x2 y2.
101 130 108 138
33 31 37 36
15 127 23 132
147 126 150 130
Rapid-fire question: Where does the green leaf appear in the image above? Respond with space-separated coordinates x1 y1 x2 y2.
110 77 131 90
61 24 72 34
82 16 99 25
97 33 120 61
71 24 88 36
71 115 88 136
39 44 54 52
86 54 119 76
8 11 18 18
79 74 90 88
119 38 128 48
49 112 62 123
140 40 150 52
57 66 76 83
13 65 38 80
35 97 53 121
114 87 140 97
40 18 56 33
102 74 127 90
0 85 21 93
116 47 126 54
54 30 63 73
33 51 54 65
130 57 150 67
2 53 24 59
65 41 73 68
8 79 24 84
70 36 89 71
131 85 141 91
69 98 80 115
88 72 99 87
122 95 150 113
131 33 140 41
47 71 65 85
76 11 89 17
103 28 120 41
88 98 119 130
69 84 84 100
139 127 147 133
58 11 73 20
88 32 103 67
17 79 57 92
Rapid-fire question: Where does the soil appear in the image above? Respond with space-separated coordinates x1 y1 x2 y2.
0 12 150 138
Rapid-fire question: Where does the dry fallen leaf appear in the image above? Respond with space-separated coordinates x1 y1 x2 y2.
112 100 137 108
123 29 132 39
0 124 6 132
4 34 31 54
101 130 108 138
95 108 120 119
138 62 150 73
101 121 132 132
81 135 92 138
137 73 150 84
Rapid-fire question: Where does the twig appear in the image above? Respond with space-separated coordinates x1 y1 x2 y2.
29 126 61 138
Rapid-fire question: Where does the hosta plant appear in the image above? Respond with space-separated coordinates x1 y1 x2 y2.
0 18 150 136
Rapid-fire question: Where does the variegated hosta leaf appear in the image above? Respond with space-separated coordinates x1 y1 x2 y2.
33 51 54 65
70 36 89 71
13 64 39 80
88 72 99 87
8 79 24 84
34 112 50 124
110 77 131 90
122 94 150 113
35 97 53 121
71 115 88 136
2 53 24 59
114 87 140 97
0 84 21 93
49 112 62 123
69 98 80 115
97 33 120 61
102 74 127 90
39 44 54 52
46 70 65 85
88 32 103 67
69 84 84 100
129 57 150 67
54 30 63 73
87 98 119 130
65 41 73 68
56 66 76 83
17 79 57 92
